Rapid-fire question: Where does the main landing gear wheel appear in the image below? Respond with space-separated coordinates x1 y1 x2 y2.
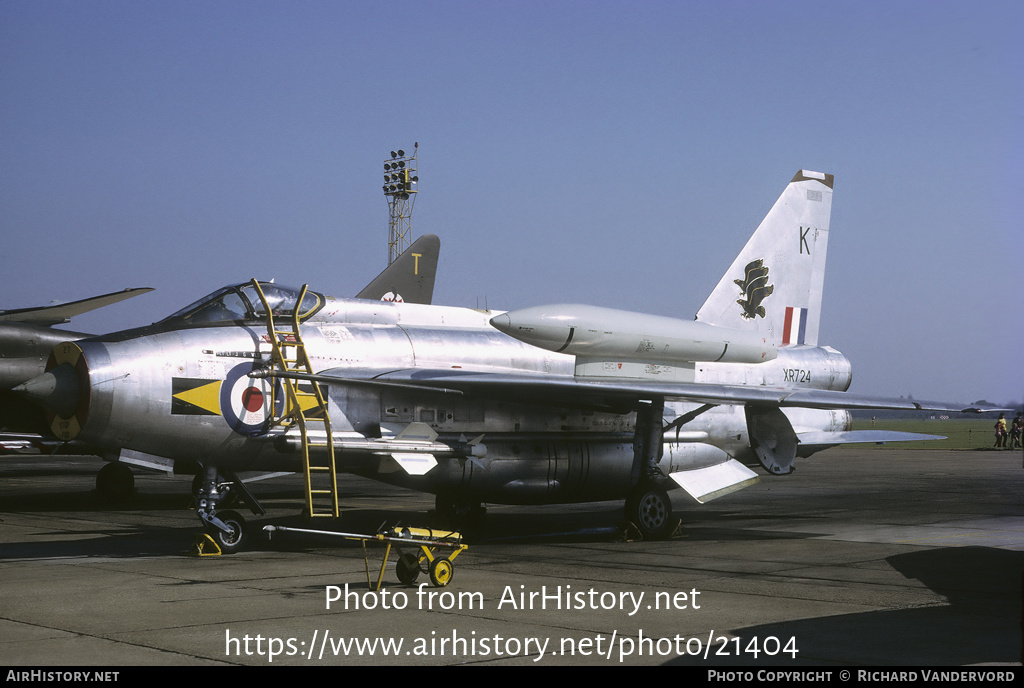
96 462 134 503
429 557 453 587
625 484 675 540
206 510 247 554
396 553 420 585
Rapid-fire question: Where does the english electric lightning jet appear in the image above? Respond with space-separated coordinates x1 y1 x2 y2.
15 172 987 551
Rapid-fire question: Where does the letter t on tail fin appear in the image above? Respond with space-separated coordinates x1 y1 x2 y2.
695 170 833 347
356 234 440 305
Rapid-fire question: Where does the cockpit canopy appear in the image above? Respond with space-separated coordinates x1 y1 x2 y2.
159 282 323 328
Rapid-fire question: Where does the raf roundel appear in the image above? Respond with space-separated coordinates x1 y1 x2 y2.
220 363 282 436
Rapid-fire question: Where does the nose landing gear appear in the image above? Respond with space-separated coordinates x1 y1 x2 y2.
193 466 266 555
198 509 246 554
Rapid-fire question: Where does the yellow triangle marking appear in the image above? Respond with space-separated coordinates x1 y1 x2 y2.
173 380 222 415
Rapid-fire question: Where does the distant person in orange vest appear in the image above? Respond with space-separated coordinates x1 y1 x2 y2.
993 413 1007 448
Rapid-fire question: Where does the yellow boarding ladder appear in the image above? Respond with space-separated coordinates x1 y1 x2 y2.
250 279 339 519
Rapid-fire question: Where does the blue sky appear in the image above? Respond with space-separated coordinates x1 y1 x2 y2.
2 1 1021 405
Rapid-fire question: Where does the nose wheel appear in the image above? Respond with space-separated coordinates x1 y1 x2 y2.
203 509 247 554
193 466 265 554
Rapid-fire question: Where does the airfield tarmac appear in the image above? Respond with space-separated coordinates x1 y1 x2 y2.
0 448 1021 667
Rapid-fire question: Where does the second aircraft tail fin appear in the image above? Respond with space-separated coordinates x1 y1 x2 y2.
356 234 440 305
695 170 833 347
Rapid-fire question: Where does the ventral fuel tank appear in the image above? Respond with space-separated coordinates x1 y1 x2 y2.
490 304 776 365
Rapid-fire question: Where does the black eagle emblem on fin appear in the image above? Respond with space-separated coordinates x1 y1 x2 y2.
735 258 773 319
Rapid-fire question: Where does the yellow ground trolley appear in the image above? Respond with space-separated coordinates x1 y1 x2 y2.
263 524 468 590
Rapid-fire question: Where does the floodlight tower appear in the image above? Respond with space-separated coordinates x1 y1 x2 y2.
382 143 419 265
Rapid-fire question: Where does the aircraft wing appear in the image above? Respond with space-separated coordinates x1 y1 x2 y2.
265 367 999 414
0 288 154 326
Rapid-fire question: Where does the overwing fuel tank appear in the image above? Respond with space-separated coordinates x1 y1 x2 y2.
490 304 776 365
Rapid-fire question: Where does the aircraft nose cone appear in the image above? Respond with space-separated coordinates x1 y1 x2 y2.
14 364 81 418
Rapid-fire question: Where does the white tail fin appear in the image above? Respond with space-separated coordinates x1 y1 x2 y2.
695 170 833 347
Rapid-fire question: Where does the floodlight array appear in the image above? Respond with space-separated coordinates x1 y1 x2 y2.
382 149 417 199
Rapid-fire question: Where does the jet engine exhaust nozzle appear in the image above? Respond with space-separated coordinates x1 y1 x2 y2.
13 341 91 441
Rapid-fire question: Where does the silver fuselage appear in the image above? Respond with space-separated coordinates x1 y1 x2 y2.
57 294 852 505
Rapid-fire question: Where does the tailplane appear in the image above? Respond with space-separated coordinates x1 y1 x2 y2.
695 170 833 347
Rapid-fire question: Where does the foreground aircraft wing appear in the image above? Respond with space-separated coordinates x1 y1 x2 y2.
255 367 982 503
356 234 440 304
0 287 154 326
263 367 998 414
305 368 1000 415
